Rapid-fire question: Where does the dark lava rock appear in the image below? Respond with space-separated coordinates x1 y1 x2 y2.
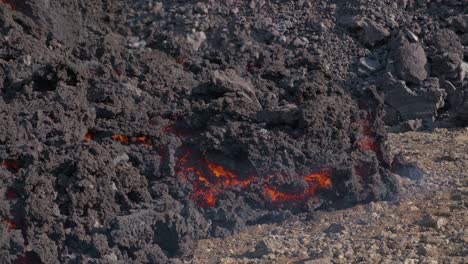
380 73 446 122
338 16 390 46
453 15 468 33
391 153 426 181
428 29 464 61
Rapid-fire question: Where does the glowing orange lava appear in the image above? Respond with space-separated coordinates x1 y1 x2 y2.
136 136 153 146
263 169 332 205
84 132 93 141
177 146 333 208
177 147 256 207
206 160 253 187
113 134 129 144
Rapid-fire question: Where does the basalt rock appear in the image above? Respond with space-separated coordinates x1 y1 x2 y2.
0 0 414 263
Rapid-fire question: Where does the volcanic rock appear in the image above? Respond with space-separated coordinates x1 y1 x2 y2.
338 16 390 46
428 29 464 61
453 15 468 33
393 42 428 84
324 223 346 234
380 73 446 122
391 153 426 181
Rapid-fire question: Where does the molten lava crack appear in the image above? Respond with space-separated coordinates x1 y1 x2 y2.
177 147 333 208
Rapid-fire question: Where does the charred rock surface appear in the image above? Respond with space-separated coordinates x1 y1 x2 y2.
0 0 408 263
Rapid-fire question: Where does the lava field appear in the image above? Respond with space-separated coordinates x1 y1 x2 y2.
0 0 467 263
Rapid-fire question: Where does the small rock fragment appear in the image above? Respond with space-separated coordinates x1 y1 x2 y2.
187 31 207 51
324 223 345 234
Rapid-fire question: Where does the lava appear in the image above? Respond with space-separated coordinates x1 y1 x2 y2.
112 134 130 144
358 135 379 152
177 146 332 208
205 159 253 187
263 169 332 206
357 119 380 153
177 147 255 207
2 159 19 173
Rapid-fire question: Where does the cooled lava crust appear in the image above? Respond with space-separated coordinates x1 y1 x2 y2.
0 0 401 263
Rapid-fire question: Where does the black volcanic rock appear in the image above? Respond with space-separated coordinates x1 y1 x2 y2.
5 0 468 262
394 42 428 85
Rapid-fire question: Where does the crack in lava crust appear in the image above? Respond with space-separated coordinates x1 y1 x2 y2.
177 146 333 208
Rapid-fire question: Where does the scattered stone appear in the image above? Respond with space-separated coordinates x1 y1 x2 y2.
250 237 285 258
324 223 345 234
301 258 332 264
417 215 448 230
392 153 426 181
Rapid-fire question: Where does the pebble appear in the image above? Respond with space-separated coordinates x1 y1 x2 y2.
186 31 207 51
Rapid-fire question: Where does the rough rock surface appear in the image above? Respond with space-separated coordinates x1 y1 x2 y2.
0 0 467 263
192 129 468 264
0 0 399 263
394 42 428 84
336 0 468 129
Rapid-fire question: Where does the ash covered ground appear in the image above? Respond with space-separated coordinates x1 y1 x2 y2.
0 0 466 263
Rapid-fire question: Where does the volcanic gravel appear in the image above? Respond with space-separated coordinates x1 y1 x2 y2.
0 0 467 263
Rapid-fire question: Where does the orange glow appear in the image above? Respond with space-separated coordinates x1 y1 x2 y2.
177 145 333 208
206 160 253 187
191 190 216 207
112 134 129 144
84 132 93 141
263 169 332 205
3 219 17 230
176 147 257 207
303 169 332 188
358 135 379 152
356 118 380 153
136 136 148 142
2 160 19 173
136 136 153 146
